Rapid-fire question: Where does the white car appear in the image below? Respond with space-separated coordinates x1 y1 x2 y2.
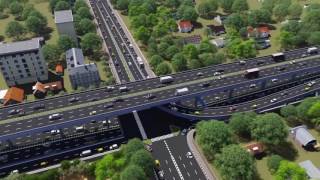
186 152 193 158
50 129 60 135
270 98 277 103
307 81 316 87
89 111 97 115
271 78 278 83
109 144 118 150
213 72 221 76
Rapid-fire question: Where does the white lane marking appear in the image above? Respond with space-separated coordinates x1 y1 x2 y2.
164 140 184 180
169 167 172 173
195 169 198 175
187 172 190 177
190 161 193 166
183 164 186 168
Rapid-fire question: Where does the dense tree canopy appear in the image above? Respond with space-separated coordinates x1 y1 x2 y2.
197 0 218 18
120 165 147 180
215 145 255 180
288 3 302 19
42 44 62 63
81 33 102 54
220 0 235 12
250 113 288 145
231 0 248 13
273 4 288 22
57 35 76 52
54 1 70 11
156 62 172 75
229 112 256 137
275 161 307 180
130 149 154 177
196 121 235 159
9 2 23 15
267 155 284 174
76 7 92 19
77 18 96 35
150 55 164 69
5 21 26 40
172 53 188 72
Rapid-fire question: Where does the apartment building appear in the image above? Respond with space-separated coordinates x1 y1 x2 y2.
66 48 100 89
55 10 78 43
0 37 48 86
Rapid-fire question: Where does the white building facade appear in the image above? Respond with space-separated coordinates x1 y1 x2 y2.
55 10 78 43
0 37 48 86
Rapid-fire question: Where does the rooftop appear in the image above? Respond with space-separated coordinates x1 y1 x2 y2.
54 10 73 24
66 48 85 70
179 20 192 29
299 160 320 179
183 35 202 45
0 37 43 56
55 64 64 74
290 125 316 146
207 25 226 33
3 87 24 105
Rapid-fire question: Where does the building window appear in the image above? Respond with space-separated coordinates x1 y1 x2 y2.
24 64 28 68
20 74 24 78
22 59 26 63
27 73 31 76
1 67 4 70
5 77 9 80
39 66 43 70
36 56 40 60
38 61 41 65
16 65 20 68
14 60 18 63
3 72 7 75
26 69 30 72
41 71 45 75
12 55 16 58
0 62 2 65
20 54 24 57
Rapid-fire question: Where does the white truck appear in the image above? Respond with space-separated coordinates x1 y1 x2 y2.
175 87 189 96
307 47 318 54
137 56 144 68
160 76 174 84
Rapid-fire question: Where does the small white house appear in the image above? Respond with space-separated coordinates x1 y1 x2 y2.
210 38 225 48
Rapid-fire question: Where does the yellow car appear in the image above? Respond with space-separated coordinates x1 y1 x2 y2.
305 86 311 91
251 104 258 109
155 160 160 167
194 111 200 115
97 147 104 152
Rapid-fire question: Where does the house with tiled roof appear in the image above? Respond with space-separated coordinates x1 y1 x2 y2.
3 87 24 106
32 81 63 98
55 64 64 76
178 20 193 33
207 25 226 36
247 26 270 38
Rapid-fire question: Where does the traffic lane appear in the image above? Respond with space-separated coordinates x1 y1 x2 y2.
0 134 125 177
94 4 131 82
1 60 318 135
198 77 320 116
99 0 147 78
0 128 123 166
151 140 181 180
0 47 314 119
165 135 206 180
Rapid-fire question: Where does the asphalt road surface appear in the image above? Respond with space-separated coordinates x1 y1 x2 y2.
152 135 206 180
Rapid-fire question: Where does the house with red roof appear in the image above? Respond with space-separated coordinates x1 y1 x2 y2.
3 87 24 106
247 26 270 38
55 64 64 76
178 20 193 33
33 81 63 98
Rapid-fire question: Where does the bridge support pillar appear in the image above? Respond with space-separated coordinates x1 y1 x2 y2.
194 96 207 108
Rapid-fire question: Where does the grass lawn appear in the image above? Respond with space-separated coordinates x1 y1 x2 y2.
256 129 320 179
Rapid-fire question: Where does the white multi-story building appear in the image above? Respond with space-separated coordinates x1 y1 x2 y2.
54 10 78 43
0 37 48 86
66 48 100 89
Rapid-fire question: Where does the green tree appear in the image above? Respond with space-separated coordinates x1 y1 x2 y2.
248 9 272 27
81 33 102 55
196 120 235 159
165 0 180 9
158 42 170 58
187 59 202 69
225 13 246 31
130 149 154 177
296 97 319 120
54 1 70 11
0 0 10 10
58 35 76 52
182 44 199 60
307 31 320 45
199 53 217 66
177 5 198 21
150 55 163 69
76 7 92 19
77 18 96 35
229 112 256 137
61 160 71 170
166 18 178 32
215 145 255 180
165 45 180 60
123 138 145 160
172 53 187 72
220 0 235 12
9 2 23 16
197 0 218 18
21 4 35 20
25 16 43 35
307 101 320 119
280 104 297 118
267 155 284 174
199 40 217 53
275 161 307 180
279 31 295 49
74 0 88 11
152 23 169 38
288 3 302 19
5 21 26 40
42 44 62 63
273 4 288 22
250 113 288 145
134 26 150 45
227 38 256 59
156 62 172 75
120 165 147 180
231 0 248 13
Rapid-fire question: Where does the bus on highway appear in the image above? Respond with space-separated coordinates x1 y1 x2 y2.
244 68 260 79
272 52 285 62
137 56 144 68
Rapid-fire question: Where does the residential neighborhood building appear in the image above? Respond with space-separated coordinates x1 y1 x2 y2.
0 89 8 103
299 160 320 179
32 81 63 98
207 25 226 36
178 20 193 33
290 125 320 150
210 38 225 48
2 87 24 106
0 37 48 86
55 10 78 42
247 26 270 38
55 64 64 76
66 48 100 89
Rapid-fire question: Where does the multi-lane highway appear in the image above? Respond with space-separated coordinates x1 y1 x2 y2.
0 47 315 121
1 54 320 141
152 135 207 180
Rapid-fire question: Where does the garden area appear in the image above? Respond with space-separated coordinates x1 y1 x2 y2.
196 96 320 179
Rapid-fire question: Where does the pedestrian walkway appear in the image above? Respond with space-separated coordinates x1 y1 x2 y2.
186 129 217 180
150 133 175 142
132 110 147 140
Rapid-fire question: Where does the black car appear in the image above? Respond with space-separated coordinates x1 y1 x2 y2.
145 93 156 99
104 103 114 108
201 82 210 87
90 97 99 102
32 104 45 110
8 109 20 115
257 60 265 65
277 66 286 71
